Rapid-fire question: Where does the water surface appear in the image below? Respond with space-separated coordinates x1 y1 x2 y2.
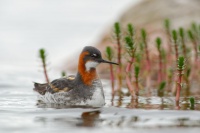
1 82 200 133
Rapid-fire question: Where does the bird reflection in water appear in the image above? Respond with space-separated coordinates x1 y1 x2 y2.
35 102 101 128
77 110 101 127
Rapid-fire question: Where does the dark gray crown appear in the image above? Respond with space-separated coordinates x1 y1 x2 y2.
83 46 102 57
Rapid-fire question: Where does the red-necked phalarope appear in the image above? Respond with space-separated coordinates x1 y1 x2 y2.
33 46 118 107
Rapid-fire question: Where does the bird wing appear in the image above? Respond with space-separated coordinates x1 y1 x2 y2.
34 82 48 95
47 75 75 94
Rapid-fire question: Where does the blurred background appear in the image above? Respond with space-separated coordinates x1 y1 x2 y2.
0 0 139 85
1 0 200 85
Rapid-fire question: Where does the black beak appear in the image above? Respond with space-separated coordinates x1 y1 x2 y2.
99 59 119 65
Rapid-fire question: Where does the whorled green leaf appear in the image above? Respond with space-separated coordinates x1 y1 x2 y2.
161 49 166 59
39 48 46 63
135 53 142 63
190 96 195 110
114 22 121 37
179 27 184 39
191 22 198 34
186 68 191 78
141 28 146 42
177 56 185 70
167 68 173 78
61 71 66 77
125 36 134 50
134 63 140 78
188 30 194 40
159 81 166 91
156 37 162 50
127 23 134 37
139 42 144 51
164 19 170 31
105 46 113 61
172 30 178 43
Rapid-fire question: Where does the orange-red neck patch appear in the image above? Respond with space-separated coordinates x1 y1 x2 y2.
78 52 97 86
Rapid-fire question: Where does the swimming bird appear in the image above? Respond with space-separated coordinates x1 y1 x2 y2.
33 46 118 107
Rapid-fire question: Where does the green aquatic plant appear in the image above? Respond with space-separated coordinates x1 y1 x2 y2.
158 81 166 97
172 29 179 60
156 37 163 83
159 81 166 91
114 22 122 91
124 35 136 96
107 20 200 101
179 27 187 58
127 23 134 39
161 48 167 81
125 36 135 58
176 56 185 103
191 22 198 37
164 19 170 32
141 28 151 88
164 19 172 64
61 71 66 77
141 29 150 68
39 48 49 83
188 29 198 62
190 97 195 110
105 46 115 94
134 63 140 96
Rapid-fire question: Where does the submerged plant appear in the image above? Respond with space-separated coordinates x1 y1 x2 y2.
156 37 163 83
176 56 185 103
105 46 115 94
158 81 166 97
39 48 49 83
114 22 122 91
190 96 195 110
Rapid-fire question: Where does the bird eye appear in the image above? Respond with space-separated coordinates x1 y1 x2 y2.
91 54 97 57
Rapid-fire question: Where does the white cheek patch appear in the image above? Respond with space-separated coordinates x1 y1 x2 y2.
85 61 99 71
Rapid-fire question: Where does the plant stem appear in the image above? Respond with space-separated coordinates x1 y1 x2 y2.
105 46 115 95
179 28 187 58
135 77 139 96
114 22 122 91
125 57 135 96
188 30 198 63
176 56 185 104
172 30 179 60
192 40 198 63
109 64 115 95
117 37 122 90
39 49 49 83
158 50 162 83
141 29 151 70
176 70 182 102
164 19 172 67
156 37 163 83
43 62 49 83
